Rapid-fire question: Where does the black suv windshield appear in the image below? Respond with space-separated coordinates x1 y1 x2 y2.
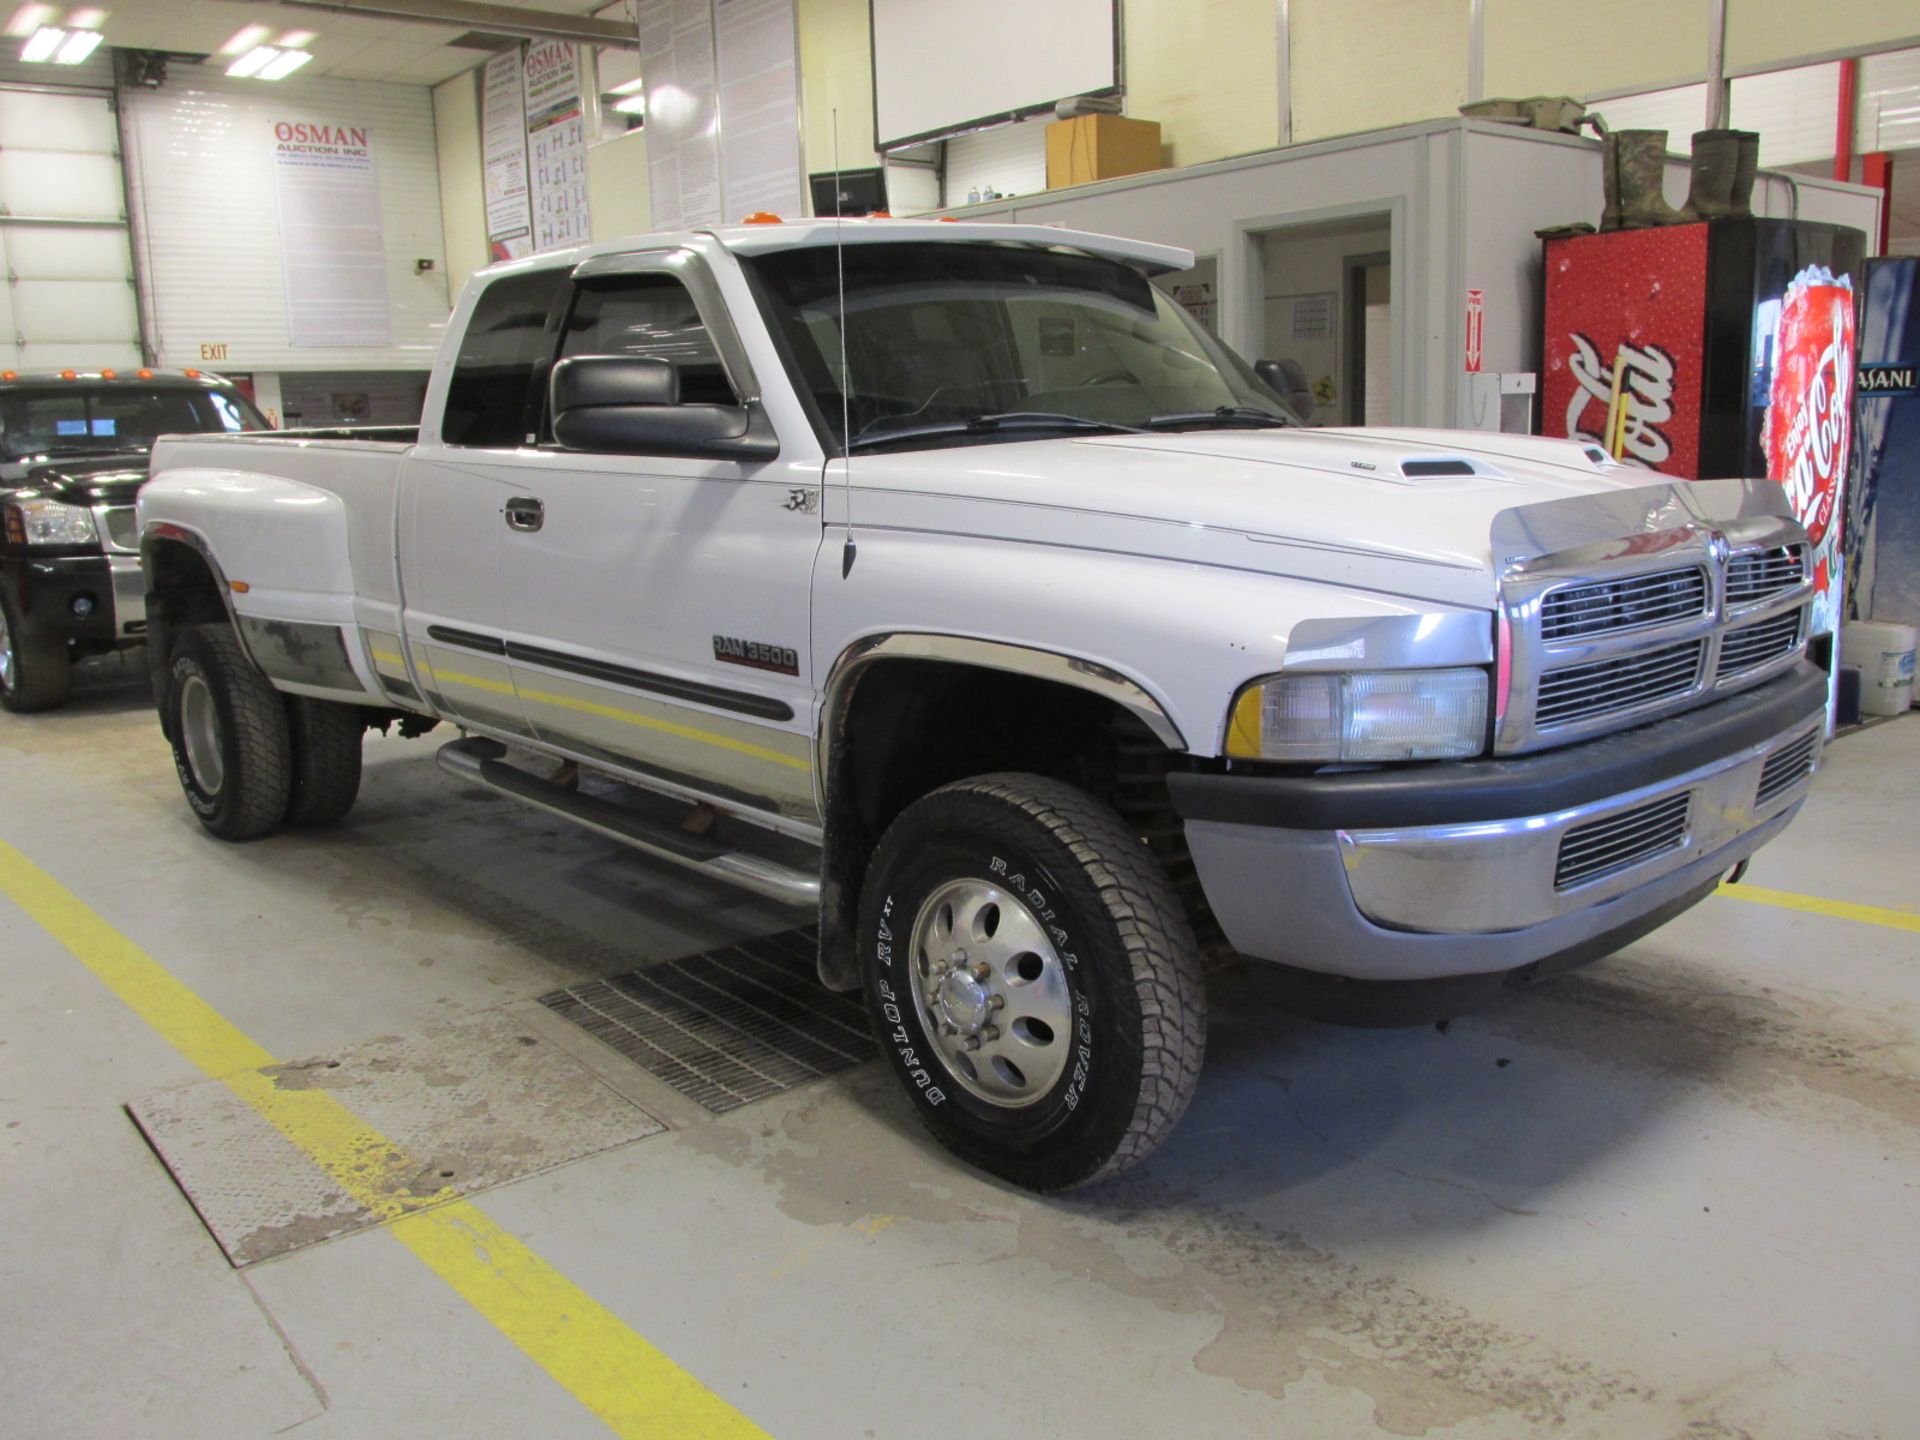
0 384 267 462
744 242 1295 453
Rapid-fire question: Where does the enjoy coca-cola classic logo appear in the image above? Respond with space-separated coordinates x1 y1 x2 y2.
1564 333 1677 467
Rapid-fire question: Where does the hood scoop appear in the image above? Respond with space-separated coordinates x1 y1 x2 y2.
1369 454 1510 482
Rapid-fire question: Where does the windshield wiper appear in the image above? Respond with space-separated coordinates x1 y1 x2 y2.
1145 405 1292 430
848 411 1149 452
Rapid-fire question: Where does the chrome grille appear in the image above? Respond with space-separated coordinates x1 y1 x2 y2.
1726 545 1807 608
1535 638 1705 729
101 506 138 552
1540 566 1708 642
1716 608 1804 681
1756 730 1819 806
1555 793 1691 890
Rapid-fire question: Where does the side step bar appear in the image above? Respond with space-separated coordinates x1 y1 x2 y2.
436 737 820 909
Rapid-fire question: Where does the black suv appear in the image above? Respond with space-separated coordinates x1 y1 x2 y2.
1 369 268 711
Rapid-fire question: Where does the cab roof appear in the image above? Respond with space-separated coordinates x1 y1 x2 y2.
0 367 239 387
485 218 1196 283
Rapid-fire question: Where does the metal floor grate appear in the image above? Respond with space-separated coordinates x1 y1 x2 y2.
538 929 875 1113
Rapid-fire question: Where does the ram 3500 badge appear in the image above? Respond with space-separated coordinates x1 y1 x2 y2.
136 221 1827 1190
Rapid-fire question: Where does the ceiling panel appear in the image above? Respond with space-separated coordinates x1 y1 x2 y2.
3 0 631 88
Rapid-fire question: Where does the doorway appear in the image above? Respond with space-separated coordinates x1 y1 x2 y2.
1254 214 1393 426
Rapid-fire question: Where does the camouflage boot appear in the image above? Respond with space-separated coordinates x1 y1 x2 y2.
1680 129 1757 221
1615 129 1686 228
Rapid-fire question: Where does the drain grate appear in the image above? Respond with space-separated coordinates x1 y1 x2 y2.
538 929 874 1113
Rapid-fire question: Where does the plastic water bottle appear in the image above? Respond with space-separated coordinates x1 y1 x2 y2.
967 186 980 204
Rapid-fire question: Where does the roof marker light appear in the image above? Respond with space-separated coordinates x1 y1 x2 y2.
183 368 202 379
59 368 76 380
1 370 15 382
742 212 782 224
101 367 116 379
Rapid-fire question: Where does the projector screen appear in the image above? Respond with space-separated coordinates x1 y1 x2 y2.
871 0 1119 150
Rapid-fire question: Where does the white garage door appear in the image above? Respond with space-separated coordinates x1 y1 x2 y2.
0 86 142 373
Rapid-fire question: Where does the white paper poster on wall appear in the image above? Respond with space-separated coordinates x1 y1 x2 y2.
715 0 802 221
271 119 392 347
523 39 591 252
637 0 723 231
482 49 534 260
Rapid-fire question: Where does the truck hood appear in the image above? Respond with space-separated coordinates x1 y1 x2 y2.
7 451 150 506
850 427 1666 608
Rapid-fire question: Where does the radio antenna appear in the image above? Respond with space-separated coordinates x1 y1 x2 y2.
833 110 857 578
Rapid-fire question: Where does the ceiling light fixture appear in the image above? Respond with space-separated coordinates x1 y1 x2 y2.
611 93 646 116
19 22 60 59
228 42 314 80
53 24 97 61
226 43 278 77
258 47 312 80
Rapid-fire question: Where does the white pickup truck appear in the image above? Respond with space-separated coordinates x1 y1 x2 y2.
138 220 1827 1190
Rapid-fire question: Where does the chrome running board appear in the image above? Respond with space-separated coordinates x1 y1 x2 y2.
436 737 820 909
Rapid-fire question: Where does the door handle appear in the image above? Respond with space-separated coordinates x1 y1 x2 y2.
503 496 544 532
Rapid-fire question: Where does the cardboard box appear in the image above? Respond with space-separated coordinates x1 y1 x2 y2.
1045 114 1162 189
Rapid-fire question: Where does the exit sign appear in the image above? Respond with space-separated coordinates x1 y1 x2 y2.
199 342 229 362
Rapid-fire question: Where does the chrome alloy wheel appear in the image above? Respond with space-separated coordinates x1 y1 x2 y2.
907 878 1075 1108
178 673 225 794
0 604 13 692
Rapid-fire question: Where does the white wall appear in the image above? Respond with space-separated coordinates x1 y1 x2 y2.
123 67 451 373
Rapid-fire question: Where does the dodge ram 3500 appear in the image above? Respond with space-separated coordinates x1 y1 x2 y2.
137 221 1827 1190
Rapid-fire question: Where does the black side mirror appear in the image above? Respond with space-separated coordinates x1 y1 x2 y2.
1254 357 1313 421
549 356 777 459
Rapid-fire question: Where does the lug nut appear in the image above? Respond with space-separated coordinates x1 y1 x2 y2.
963 1036 982 1052
971 963 991 982
941 1022 959 1037
981 1025 1000 1042
988 994 1005 1011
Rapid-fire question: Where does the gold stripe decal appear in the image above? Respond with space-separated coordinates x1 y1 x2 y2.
428 662 812 773
1718 882 1920 935
0 838 772 1440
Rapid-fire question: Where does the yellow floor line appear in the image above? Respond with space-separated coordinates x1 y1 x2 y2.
0 837 770 1440
1718 881 1920 935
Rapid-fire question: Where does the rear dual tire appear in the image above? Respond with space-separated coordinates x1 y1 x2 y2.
164 624 362 840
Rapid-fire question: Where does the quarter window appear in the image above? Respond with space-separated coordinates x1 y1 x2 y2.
442 268 565 447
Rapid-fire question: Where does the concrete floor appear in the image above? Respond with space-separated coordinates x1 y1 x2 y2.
4 655 1917 1440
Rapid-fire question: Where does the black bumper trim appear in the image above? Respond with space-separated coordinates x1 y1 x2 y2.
1 554 122 645
1169 662 1827 830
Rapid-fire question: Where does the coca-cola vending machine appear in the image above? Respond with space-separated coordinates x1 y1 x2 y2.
1543 218 1866 642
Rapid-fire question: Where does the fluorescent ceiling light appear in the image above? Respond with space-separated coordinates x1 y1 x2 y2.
4 5 57 40
67 5 104 25
611 94 646 116
258 47 312 80
219 23 272 55
227 44 278 77
20 24 61 60
277 29 316 47
608 77 644 96
54 25 98 62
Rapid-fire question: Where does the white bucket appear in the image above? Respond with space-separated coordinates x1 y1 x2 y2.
1841 620 1917 716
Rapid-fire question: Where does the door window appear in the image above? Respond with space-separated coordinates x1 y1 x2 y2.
559 275 738 406
442 268 566 447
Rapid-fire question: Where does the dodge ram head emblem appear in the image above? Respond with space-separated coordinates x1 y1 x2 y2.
785 487 820 514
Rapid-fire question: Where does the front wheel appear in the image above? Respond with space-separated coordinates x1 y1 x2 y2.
164 625 292 840
858 774 1206 1191
0 592 72 713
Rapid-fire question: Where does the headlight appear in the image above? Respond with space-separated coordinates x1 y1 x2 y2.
6 497 98 547
1225 668 1490 762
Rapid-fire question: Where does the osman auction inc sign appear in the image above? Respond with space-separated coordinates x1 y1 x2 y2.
270 116 390 348
273 120 371 158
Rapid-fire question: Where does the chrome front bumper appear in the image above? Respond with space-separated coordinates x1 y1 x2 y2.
1337 721 1822 934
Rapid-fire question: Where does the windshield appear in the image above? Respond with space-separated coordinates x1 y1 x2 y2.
0 384 267 462
744 242 1295 453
